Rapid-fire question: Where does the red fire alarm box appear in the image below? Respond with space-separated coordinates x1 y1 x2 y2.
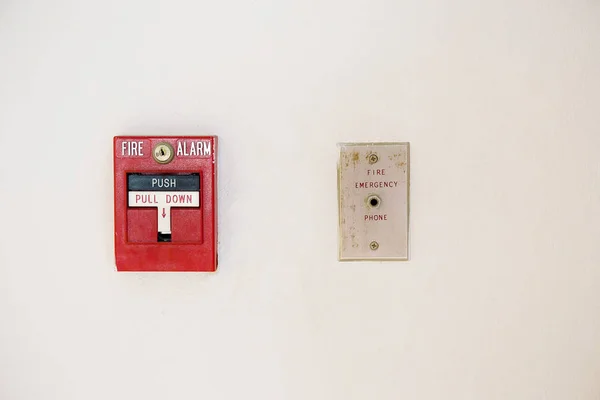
113 136 217 272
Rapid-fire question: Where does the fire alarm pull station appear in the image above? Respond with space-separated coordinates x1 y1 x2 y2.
338 142 410 261
113 136 217 272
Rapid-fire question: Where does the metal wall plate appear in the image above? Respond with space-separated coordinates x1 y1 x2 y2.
337 142 410 261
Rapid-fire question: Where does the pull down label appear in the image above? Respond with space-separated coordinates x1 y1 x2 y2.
128 191 200 234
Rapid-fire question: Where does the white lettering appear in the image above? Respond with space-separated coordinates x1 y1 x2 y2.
176 141 212 157
152 178 177 188
121 141 144 156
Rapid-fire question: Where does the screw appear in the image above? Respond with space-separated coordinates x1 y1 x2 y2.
368 153 379 164
369 241 379 251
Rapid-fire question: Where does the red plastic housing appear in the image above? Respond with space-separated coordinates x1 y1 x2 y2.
113 136 217 272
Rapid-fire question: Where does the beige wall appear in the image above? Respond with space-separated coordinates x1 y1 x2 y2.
1 0 599 399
